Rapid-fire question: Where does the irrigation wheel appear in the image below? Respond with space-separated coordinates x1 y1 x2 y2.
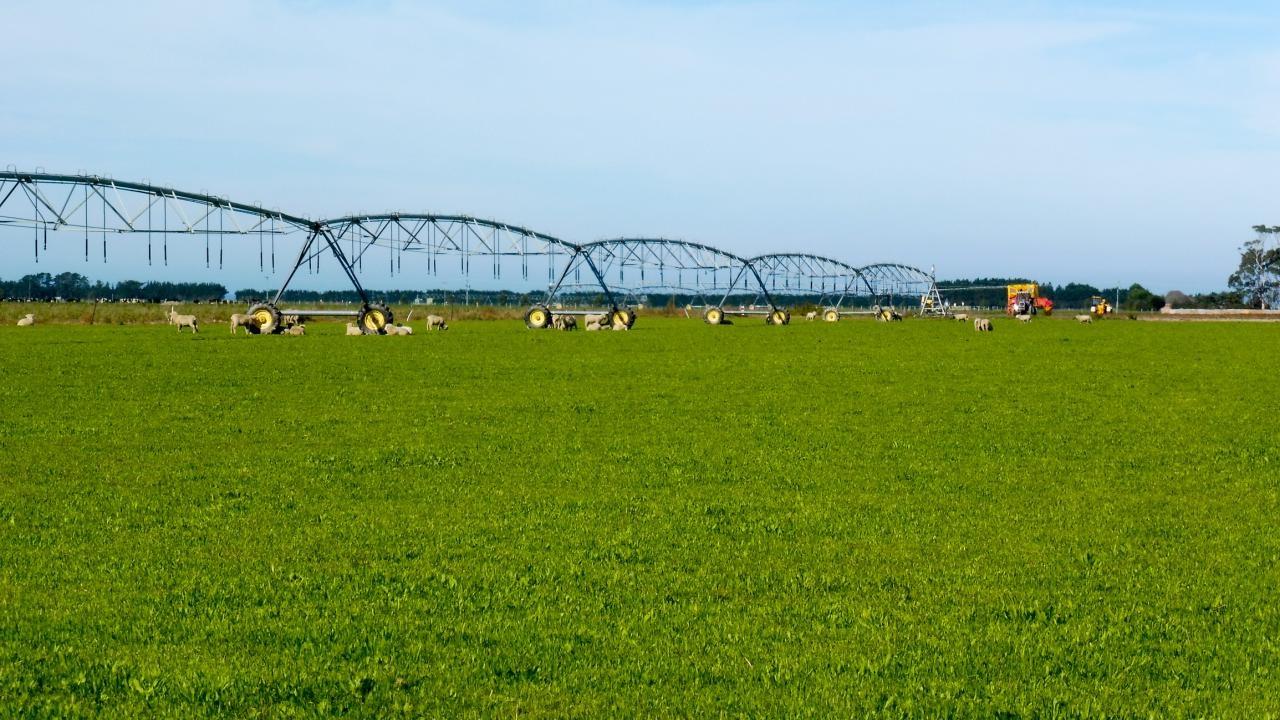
823 308 840 322
246 303 282 334
357 304 393 335
612 307 636 329
704 306 724 325
524 305 552 329
768 309 790 325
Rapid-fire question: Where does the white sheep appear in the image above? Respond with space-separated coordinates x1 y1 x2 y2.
974 318 993 332
584 313 607 327
169 307 199 333
284 324 306 336
229 313 254 334
385 324 413 336
346 322 364 336
425 314 447 331
16 313 34 327
1075 314 1093 324
585 319 603 331
1015 314 1033 323
805 311 817 321
953 313 968 322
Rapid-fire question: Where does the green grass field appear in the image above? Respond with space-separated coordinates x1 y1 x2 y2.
1 317 1277 717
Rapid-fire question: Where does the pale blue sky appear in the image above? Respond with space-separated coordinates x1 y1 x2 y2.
3 0 1278 292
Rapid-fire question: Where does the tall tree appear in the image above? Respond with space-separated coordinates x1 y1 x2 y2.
1228 226 1280 308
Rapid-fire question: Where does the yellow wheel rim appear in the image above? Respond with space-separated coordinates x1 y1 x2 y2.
530 309 547 326
825 310 837 322
708 310 721 323
252 310 273 326
363 310 385 331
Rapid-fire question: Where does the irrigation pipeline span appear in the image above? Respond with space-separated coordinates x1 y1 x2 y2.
0 170 942 332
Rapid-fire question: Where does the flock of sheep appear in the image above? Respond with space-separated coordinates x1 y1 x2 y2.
12 308 1099 332
950 311 1094 332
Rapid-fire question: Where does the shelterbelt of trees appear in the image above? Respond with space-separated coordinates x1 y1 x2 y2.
0 271 1254 311
1 272 228 303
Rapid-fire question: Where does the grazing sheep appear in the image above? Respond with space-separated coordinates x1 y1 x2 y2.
953 313 968 322
346 322 364 336
169 307 199 333
16 313 34 327
425 314 447 331
805 311 818 321
974 318 993 332
229 313 254 334
284 324 306 335
1075 314 1093 324
553 315 578 331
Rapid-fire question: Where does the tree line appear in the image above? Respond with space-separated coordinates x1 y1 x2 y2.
0 272 229 302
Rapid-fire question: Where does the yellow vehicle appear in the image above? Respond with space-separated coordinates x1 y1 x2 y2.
1089 296 1113 316
1006 283 1053 316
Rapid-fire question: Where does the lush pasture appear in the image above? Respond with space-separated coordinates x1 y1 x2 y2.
0 317 1276 717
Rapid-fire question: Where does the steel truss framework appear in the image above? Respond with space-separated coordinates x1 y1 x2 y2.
0 171 942 328
552 238 781 313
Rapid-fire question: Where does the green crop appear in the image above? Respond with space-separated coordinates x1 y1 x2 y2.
0 317 1276 717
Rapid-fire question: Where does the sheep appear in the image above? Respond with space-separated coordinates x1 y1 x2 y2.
385 324 413 336
585 319 603 331
553 314 578 331
974 318 993 332
1014 313 1033 323
425 314 447 331
1075 314 1093 324
346 322 364 336
284 324 306 336
584 313 607 327
16 313 34 327
229 313 254 334
169 306 199 333
953 313 968 322
805 311 818 321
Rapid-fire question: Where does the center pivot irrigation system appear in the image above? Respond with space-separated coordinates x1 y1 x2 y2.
0 170 943 332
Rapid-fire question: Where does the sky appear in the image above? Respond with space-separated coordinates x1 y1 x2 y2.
2 0 1278 293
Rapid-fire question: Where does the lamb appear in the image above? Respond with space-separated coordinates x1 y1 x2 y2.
425 314 447 331
953 313 968 322
346 322 364 336
1015 314 1033 323
169 307 199 333
584 313 608 327
385 324 413 336
1075 314 1093 324
585 319 603 331
284 324 306 335
553 314 578 331
229 313 254 334
805 311 818 321
974 318 993 332
16 313 34 327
